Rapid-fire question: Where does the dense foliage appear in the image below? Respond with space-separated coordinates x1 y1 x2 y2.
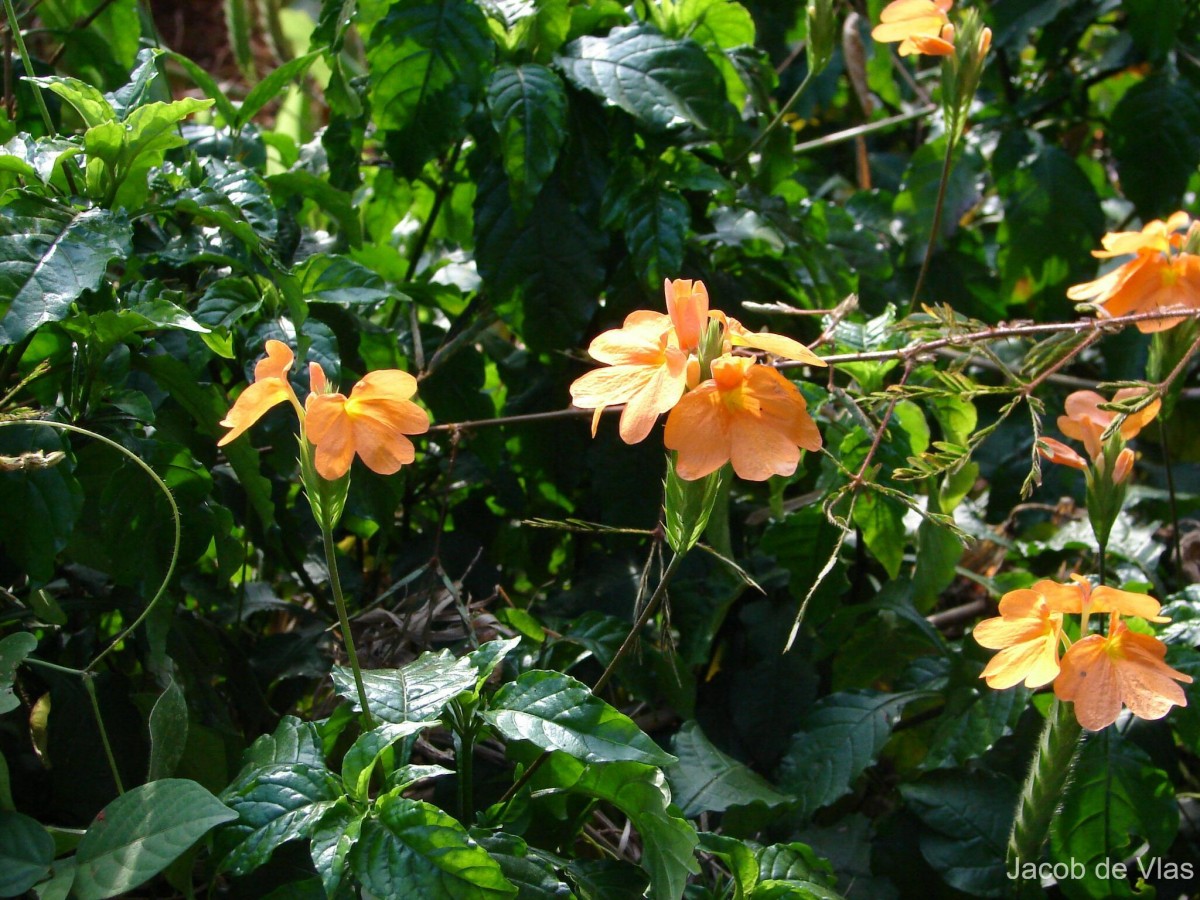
2 0 1200 897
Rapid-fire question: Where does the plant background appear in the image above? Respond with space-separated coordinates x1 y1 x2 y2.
2 0 1200 898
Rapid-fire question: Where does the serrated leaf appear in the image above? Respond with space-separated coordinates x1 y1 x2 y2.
331 649 479 724
485 670 675 766
666 721 792 817
486 64 568 219
216 764 343 877
0 810 54 897
341 721 428 802
777 691 924 819
0 632 37 715
1111 73 1200 219
349 793 517 898
625 184 688 288
73 780 236 900
147 676 188 781
474 831 574 900
557 23 736 135
309 800 363 899
0 198 132 345
569 761 700 899
900 769 1017 898
1050 732 1178 900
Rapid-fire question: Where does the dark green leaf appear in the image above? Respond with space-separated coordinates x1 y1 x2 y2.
310 800 363 899
0 198 131 345
331 649 479 723
349 792 517 898
557 23 736 135
239 716 327 771
485 670 675 766
147 676 188 781
0 632 37 716
564 859 648 900
1050 732 1178 900
625 184 688 288
475 831 574 900
1111 72 1200 219
486 64 569 219
237 52 323 128
892 140 983 265
666 721 791 817
467 636 523 690
0 811 54 897
341 721 428 802
924 683 1029 770
73 780 237 900
107 48 163 119
900 769 1017 898
0 429 84 585
851 490 906 580
777 691 925 819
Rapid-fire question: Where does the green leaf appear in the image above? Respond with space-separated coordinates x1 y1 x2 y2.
331 649 479 723
473 164 605 353
911 519 963 611
0 632 37 716
0 429 84 585
107 48 163 119
892 139 983 265
485 670 675 766
216 764 343 877
341 721 428 802
269 171 363 247
73 779 237 900
564 859 648 899
663 457 724 554
1111 72 1200 219
569 761 700 899
924 682 1029 770
25 76 116 127
239 716 327 771
900 769 1017 898
309 800 363 899
851 490 906 580
147 676 188 781
486 64 569 219
0 811 54 897
557 23 736 135
1050 732 1178 900
474 831 574 900
160 51 238 123
0 134 79 184
349 792 517 898
777 691 925 819
237 51 323 128
625 184 688 289
86 97 214 173
467 636 523 691
0 198 132 345
666 721 792 817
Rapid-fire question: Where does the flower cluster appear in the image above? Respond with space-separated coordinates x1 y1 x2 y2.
871 0 955 56
569 279 826 481
974 576 1191 731
1037 387 1160 483
1068 212 1200 332
218 340 429 481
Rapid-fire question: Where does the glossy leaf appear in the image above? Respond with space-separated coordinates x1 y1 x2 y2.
73 780 236 900
341 721 428 802
147 676 188 781
777 691 925 819
237 52 323 129
309 800 364 899
557 23 736 135
0 198 131 345
349 792 517 898
467 636 523 691
485 670 676 766
666 721 791 817
0 633 37 716
25 76 115 127
625 184 688 289
486 64 569 219
0 811 54 897
0 430 83 585
474 831 574 900
331 649 479 723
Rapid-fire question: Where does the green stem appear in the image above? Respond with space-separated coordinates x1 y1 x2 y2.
1098 535 1107 588
496 551 686 811
1006 699 1083 888
906 133 958 316
1160 418 1184 584
83 674 124 795
734 68 815 165
321 521 373 729
452 705 476 821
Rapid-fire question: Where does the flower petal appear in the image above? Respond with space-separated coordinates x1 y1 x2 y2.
254 340 294 381
664 386 731 480
665 278 709 352
306 393 356 480
218 378 293 446
1055 635 1124 730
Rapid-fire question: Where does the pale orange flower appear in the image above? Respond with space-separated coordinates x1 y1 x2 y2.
973 585 1072 689
665 278 709 353
1054 622 1192 731
218 340 303 446
1057 388 1160 461
719 314 828 367
305 369 430 480
1035 436 1088 472
569 311 689 444
663 355 821 481
1030 576 1169 624
1068 213 1200 332
871 0 954 56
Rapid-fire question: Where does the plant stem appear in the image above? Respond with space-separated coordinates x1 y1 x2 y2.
496 551 686 810
83 674 125 795
1007 699 1083 887
1160 418 1185 582
451 704 476 821
734 68 814 165
906 134 957 316
321 521 374 729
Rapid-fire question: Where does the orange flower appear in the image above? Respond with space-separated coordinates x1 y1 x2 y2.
1054 622 1192 731
218 340 303 446
1057 388 1160 461
663 355 821 481
569 311 689 444
1068 213 1200 332
1035 436 1088 472
305 369 430 480
665 278 709 353
871 0 955 56
719 314 828 367
973 585 1072 689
